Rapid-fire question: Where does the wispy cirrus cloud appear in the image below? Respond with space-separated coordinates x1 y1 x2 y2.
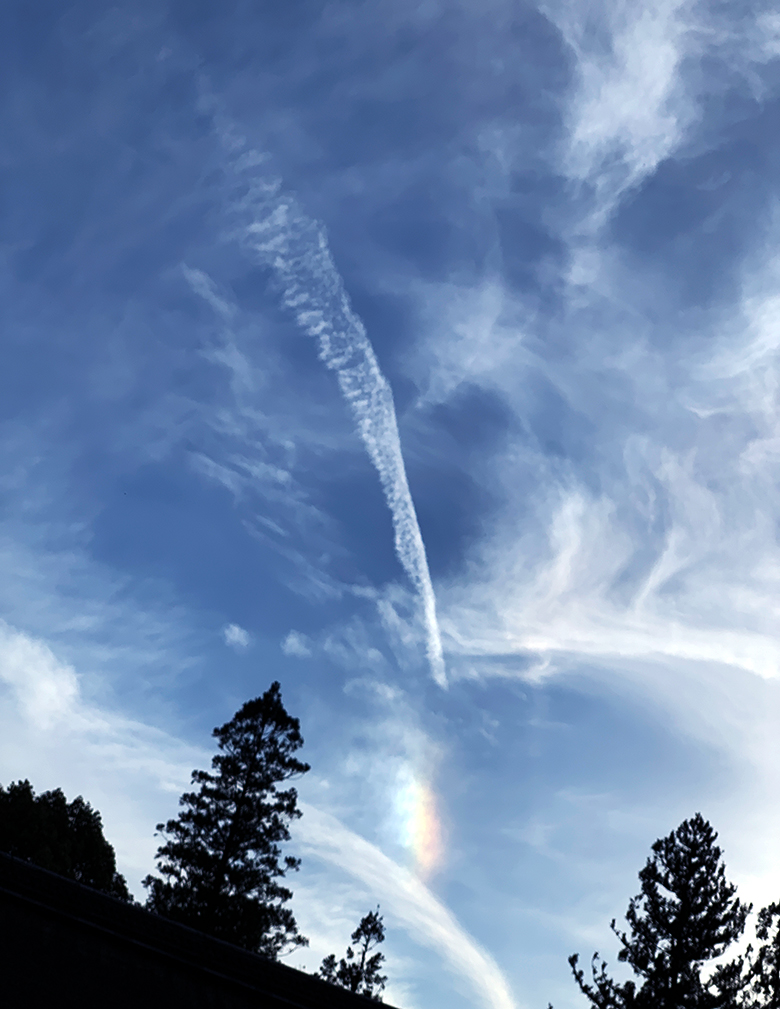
296 803 517 1009
437 187 780 693
548 0 696 224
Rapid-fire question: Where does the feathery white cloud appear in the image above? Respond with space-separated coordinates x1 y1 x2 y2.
431 216 780 832
547 0 695 225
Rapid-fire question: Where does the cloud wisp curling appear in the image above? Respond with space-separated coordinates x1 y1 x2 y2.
220 139 446 686
296 802 517 1009
547 0 695 229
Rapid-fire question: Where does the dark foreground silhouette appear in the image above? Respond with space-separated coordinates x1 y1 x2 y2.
554 812 780 1009
0 851 400 1009
0 778 130 900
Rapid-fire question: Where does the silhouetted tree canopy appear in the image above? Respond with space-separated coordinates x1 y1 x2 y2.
143 681 310 958
0 779 131 900
743 903 780 1008
563 813 749 1009
319 908 387 1001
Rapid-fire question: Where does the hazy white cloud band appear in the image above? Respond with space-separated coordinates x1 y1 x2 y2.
222 142 445 685
296 802 517 1009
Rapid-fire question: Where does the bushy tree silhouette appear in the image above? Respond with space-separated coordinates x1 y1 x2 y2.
563 813 749 1009
0 779 131 900
743 903 780 1008
319 908 387 1001
144 682 310 957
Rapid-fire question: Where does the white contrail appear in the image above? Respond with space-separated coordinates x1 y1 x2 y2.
225 147 446 686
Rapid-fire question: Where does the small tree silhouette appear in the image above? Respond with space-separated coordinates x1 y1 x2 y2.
319 908 387 1001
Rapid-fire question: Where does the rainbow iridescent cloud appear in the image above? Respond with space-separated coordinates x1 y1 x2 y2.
396 773 444 879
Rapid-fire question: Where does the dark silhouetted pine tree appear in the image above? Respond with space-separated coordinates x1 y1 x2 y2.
319 908 387 1001
743 903 780 1008
143 681 310 957
0 779 131 900
564 813 749 1009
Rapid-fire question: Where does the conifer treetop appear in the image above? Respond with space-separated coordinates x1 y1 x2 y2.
144 681 310 958
565 813 750 1009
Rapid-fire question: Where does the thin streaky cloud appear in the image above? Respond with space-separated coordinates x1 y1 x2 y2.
296 802 518 1009
182 265 236 321
219 139 446 686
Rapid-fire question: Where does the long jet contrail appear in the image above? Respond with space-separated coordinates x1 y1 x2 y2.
226 146 446 686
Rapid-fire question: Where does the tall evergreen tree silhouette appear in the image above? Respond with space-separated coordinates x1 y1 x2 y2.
0 779 131 900
144 682 310 957
743 903 780 1008
564 813 749 1009
319 908 387 1001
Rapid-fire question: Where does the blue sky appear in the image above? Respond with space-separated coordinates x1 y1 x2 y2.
2 1 780 1006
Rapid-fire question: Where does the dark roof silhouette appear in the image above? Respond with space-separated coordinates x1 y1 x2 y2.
0 851 401 1008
